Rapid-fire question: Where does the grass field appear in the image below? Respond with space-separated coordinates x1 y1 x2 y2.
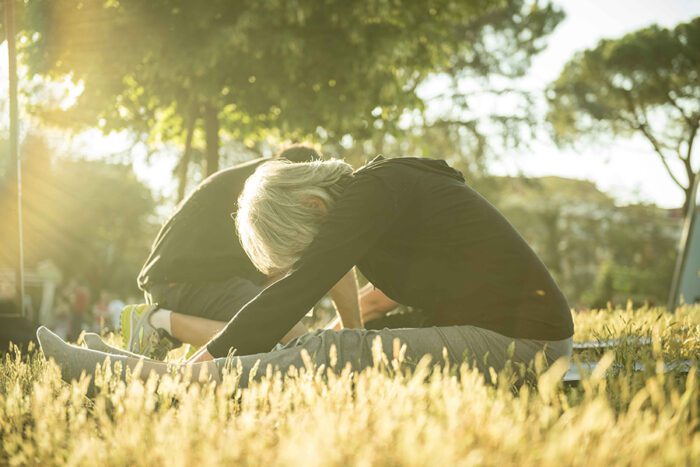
1 306 699 466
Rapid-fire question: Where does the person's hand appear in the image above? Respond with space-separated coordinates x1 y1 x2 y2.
187 346 214 363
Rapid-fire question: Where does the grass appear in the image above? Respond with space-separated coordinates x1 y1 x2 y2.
1 306 699 466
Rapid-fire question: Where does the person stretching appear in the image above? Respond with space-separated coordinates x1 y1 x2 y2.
121 145 366 359
39 155 573 387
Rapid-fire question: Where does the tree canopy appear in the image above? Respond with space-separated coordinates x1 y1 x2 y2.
13 0 562 178
547 17 700 210
478 175 677 308
0 135 156 296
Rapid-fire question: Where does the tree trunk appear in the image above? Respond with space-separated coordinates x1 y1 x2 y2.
682 183 693 215
204 104 220 176
176 110 197 202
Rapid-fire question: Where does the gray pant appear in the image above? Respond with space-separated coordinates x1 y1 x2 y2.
145 276 263 322
217 325 573 386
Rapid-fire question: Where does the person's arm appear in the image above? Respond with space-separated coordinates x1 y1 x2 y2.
266 274 309 344
188 319 308 363
329 268 362 329
205 173 408 358
266 274 310 344
360 285 399 323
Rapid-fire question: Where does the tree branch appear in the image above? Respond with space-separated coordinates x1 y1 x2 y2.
666 91 695 128
686 121 698 171
176 107 197 202
429 115 531 128
637 120 686 190
425 87 532 103
618 90 686 190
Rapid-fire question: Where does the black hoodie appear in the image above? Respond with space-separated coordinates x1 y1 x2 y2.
207 156 573 358
137 158 267 290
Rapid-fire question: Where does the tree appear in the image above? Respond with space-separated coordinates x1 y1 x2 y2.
477 175 678 308
15 0 563 185
0 134 157 297
481 176 614 306
547 17 700 212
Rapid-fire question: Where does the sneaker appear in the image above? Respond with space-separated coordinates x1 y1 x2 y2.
120 304 180 360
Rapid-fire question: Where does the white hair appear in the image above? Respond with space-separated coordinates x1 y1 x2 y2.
235 159 354 276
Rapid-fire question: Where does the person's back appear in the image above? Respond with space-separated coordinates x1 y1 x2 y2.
122 146 323 359
138 157 267 291
353 157 573 340
200 154 573 383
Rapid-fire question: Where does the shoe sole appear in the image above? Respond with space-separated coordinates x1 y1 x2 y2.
120 305 134 349
120 305 146 351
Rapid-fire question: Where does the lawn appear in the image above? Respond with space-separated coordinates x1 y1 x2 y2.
1 306 699 466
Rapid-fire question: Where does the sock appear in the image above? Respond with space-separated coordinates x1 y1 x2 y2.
37 326 129 391
83 333 154 360
39 327 221 389
149 308 172 335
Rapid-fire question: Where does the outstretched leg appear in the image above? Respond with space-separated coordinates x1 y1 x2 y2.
218 325 573 386
40 325 572 393
38 327 220 390
83 332 154 360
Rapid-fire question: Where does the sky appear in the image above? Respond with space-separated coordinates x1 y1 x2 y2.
487 0 700 208
1 0 699 208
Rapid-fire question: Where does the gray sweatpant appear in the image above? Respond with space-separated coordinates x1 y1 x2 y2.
216 325 573 386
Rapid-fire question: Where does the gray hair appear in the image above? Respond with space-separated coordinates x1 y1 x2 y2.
236 159 354 276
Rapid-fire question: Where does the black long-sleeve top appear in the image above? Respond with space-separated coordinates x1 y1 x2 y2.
138 158 267 289
207 156 574 358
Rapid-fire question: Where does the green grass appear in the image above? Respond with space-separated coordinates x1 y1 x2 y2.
1 306 699 466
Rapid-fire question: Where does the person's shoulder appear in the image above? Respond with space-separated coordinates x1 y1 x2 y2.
190 158 268 196
168 158 267 217
355 156 411 176
356 156 464 182
349 157 423 198
204 157 267 183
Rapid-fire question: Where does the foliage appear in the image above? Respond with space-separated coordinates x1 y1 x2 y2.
0 305 698 465
588 204 678 307
14 0 563 174
331 0 565 166
0 135 157 297
547 17 700 210
477 176 679 308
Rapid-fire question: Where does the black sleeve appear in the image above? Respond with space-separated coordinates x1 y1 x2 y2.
206 172 407 358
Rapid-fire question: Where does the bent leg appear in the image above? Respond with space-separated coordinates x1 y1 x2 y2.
170 312 307 348
170 313 226 347
147 278 264 346
150 277 264 322
149 278 308 347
